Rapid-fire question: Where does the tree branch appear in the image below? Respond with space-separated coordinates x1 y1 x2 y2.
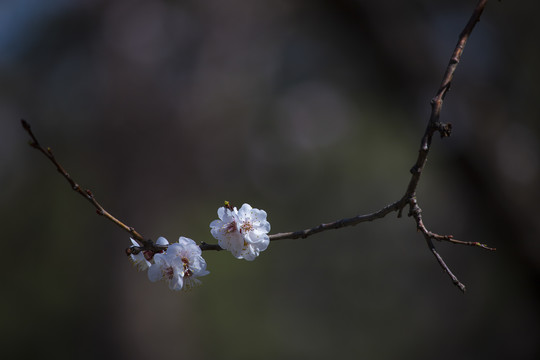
264 0 493 292
22 0 494 292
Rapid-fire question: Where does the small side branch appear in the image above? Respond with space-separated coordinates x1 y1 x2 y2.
408 197 495 250
408 197 493 292
427 238 467 293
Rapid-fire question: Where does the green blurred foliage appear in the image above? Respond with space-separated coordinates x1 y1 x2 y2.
1 0 539 359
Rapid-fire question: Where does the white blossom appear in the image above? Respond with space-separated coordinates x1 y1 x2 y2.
209 203 270 261
147 236 210 291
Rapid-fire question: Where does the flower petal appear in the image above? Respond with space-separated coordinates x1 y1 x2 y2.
156 236 169 246
148 263 163 282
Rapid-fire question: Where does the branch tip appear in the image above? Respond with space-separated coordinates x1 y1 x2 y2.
476 242 496 251
21 119 31 131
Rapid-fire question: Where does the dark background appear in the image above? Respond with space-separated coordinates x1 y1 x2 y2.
1 0 539 359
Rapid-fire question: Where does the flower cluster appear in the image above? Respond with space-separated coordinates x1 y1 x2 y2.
130 236 210 291
129 202 270 291
209 203 271 261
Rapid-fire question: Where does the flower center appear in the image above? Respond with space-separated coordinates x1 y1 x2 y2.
163 266 174 280
240 221 253 233
226 220 237 233
181 256 193 278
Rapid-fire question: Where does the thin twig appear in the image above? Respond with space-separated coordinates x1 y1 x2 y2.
402 0 488 205
269 199 404 241
427 238 467 292
20 119 166 253
199 242 226 251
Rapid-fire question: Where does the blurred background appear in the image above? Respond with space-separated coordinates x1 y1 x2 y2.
1 0 539 359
